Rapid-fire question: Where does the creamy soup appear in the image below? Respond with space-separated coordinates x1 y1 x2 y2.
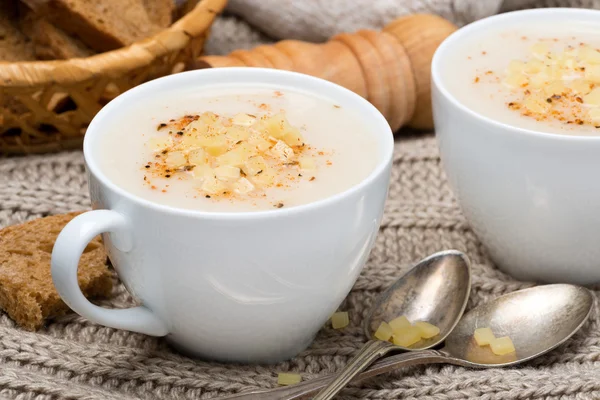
96 85 379 212
442 22 600 136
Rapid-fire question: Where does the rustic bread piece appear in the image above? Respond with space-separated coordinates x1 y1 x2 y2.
0 212 113 330
27 16 94 59
143 0 174 28
0 1 36 61
26 0 163 52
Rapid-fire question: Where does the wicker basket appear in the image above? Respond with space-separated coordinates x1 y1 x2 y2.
0 0 226 155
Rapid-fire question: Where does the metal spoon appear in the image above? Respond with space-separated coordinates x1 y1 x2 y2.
217 283 593 400
313 250 472 399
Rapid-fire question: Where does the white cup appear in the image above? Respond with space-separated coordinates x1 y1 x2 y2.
432 8 600 285
51 68 393 363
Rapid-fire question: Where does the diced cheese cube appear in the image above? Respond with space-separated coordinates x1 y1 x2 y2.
192 165 213 180
588 107 600 122
531 42 549 59
232 177 255 194
585 65 600 83
148 137 172 151
388 316 411 334
200 175 229 195
198 135 228 156
473 327 495 346
374 321 393 341
523 95 550 114
282 127 304 147
188 148 208 166
584 87 600 105
185 119 208 135
414 321 440 339
251 167 276 186
523 59 544 74
199 111 220 124
277 373 302 386
242 156 268 176
392 326 421 347
227 126 251 142
569 79 592 95
298 156 316 170
262 113 287 139
232 113 257 126
269 140 295 162
507 60 525 74
490 336 516 355
247 133 272 152
165 151 187 169
214 165 241 182
217 142 255 167
331 311 349 329
527 72 549 89
543 81 566 97
579 45 600 64
181 134 205 148
503 73 529 88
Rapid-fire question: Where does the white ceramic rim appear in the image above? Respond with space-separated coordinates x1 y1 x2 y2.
431 7 600 142
84 67 394 220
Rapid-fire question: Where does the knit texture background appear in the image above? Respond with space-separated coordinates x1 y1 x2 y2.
2 0 600 398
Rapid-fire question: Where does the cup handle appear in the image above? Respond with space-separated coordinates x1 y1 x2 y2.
51 210 169 336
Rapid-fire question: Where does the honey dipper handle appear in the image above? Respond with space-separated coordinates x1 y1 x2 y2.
196 14 457 131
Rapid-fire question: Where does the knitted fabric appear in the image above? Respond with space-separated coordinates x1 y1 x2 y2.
2 0 600 398
1 137 599 400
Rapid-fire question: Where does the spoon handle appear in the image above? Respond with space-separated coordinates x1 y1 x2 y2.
216 349 451 400
312 339 396 400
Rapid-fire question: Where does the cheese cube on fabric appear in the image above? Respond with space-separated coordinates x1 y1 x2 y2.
277 373 302 386
331 311 349 329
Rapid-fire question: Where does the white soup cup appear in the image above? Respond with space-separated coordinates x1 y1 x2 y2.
432 8 600 285
51 68 393 363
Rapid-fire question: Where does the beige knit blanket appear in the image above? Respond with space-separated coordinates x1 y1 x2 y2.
1 1 600 399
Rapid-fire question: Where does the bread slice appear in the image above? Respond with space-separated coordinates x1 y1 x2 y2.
20 10 94 60
0 0 36 61
26 0 163 52
0 212 113 330
143 0 174 28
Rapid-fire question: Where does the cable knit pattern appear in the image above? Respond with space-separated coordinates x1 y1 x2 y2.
1 135 599 399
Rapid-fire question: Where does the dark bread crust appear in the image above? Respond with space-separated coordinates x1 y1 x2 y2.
27 0 162 52
0 212 113 330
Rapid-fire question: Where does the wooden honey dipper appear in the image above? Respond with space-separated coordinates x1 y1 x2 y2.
194 14 457 131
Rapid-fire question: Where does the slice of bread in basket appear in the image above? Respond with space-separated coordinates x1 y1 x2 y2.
143 0 175 28
19 8 94 60
0 1 36 61
32 18 94 60
23 0 163 52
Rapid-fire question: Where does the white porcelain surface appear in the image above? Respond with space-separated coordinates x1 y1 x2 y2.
432 8 600 285
51 68 393 363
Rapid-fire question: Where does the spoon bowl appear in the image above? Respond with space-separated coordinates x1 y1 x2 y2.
217 277 595 400
313 250 472 400
366 250 471 350
444 283 594 366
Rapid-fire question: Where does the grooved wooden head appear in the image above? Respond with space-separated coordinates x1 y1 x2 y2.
196 14 457 131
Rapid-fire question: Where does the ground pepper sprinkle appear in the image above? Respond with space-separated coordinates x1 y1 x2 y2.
497 40 600 127
142 111 330 201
